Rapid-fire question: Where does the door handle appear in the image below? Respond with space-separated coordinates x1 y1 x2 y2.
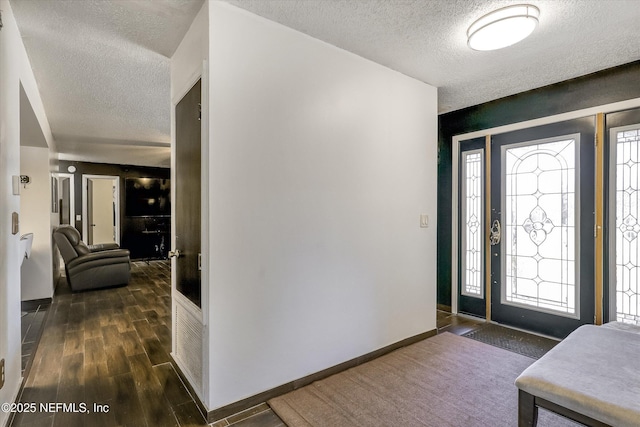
90 224 96 227
168 249 181 258
489 219 501 246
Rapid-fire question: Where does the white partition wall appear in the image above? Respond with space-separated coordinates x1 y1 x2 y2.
172 1 439 414
205 2 438 411
0 1 55 424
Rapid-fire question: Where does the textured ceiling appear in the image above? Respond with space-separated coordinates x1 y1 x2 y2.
11 0 204 167
225 0 640 113
10 0 640 167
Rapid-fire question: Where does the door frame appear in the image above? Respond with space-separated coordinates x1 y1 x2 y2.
81 174 120 245
451 97 640 319
52 172 75 227
170 60 209 404
171 67 208 317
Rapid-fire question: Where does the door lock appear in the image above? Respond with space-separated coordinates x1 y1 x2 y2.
168 249 181 258
489 220 501 245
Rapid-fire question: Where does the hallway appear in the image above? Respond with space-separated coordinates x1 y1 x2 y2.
11 261 206 427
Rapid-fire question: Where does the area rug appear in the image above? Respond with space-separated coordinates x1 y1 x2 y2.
269 332 578 426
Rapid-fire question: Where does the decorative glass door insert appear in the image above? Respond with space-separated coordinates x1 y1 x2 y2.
501 136 578 317
486 118 594 338
611 124 640 325
461 149 484 298
458 137 487 318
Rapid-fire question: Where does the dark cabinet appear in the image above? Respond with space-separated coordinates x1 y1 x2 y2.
122 218 170 260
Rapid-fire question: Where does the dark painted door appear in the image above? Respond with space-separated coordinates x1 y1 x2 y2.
490 117 596 338
174 79 202 307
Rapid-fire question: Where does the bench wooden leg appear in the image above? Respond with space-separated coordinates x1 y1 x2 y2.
519 390 538 427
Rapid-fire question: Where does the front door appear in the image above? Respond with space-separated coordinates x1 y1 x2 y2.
490 118 596 338
174 79 202 308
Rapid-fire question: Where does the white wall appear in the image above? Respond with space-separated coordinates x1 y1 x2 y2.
206 2 438 410
0 2 55 423
20 146 54 301
170 1 208 102
0 6 22 420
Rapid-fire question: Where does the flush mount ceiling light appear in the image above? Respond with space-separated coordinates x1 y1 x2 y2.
467 4 540 51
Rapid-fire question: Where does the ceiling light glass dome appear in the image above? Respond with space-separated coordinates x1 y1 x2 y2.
467 4 540 51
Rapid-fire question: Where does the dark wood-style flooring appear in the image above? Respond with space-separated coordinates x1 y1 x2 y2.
20 301 50 375
13 261 284 427
11 261 205 427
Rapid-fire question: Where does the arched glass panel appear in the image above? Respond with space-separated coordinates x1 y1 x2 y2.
502 138 577 315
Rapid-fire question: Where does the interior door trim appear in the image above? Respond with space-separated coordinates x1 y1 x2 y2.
484 135 492 320
171 61 210 406
595 113 605 325
52 172 75 227
81 174 120 245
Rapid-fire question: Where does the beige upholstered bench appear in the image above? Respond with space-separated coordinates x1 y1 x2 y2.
515 323 640 427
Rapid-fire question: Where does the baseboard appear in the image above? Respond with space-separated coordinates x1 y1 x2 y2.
20 298 52 312
208 328 438 423
437 304 451 312
168 354 208 422
8 300 53 427
2 380 22 427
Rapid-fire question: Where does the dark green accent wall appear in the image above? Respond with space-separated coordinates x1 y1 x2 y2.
58 160 170 259
437 60 640 308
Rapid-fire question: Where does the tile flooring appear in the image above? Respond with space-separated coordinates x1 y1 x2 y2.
20 301 50 375
12 261 203 427
13 261 283 427
436 309 484 335
15 261 551 427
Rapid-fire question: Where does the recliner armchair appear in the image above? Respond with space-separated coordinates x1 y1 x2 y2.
53 225 131 291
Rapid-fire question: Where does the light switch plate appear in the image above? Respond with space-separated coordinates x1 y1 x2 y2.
12 176 20 195
420 214 429 228
12 212 19 235
76 215 81 221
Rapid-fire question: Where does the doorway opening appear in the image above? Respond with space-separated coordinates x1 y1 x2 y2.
82 174 120 245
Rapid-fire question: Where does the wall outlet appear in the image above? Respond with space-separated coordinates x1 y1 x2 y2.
0 358 5 389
